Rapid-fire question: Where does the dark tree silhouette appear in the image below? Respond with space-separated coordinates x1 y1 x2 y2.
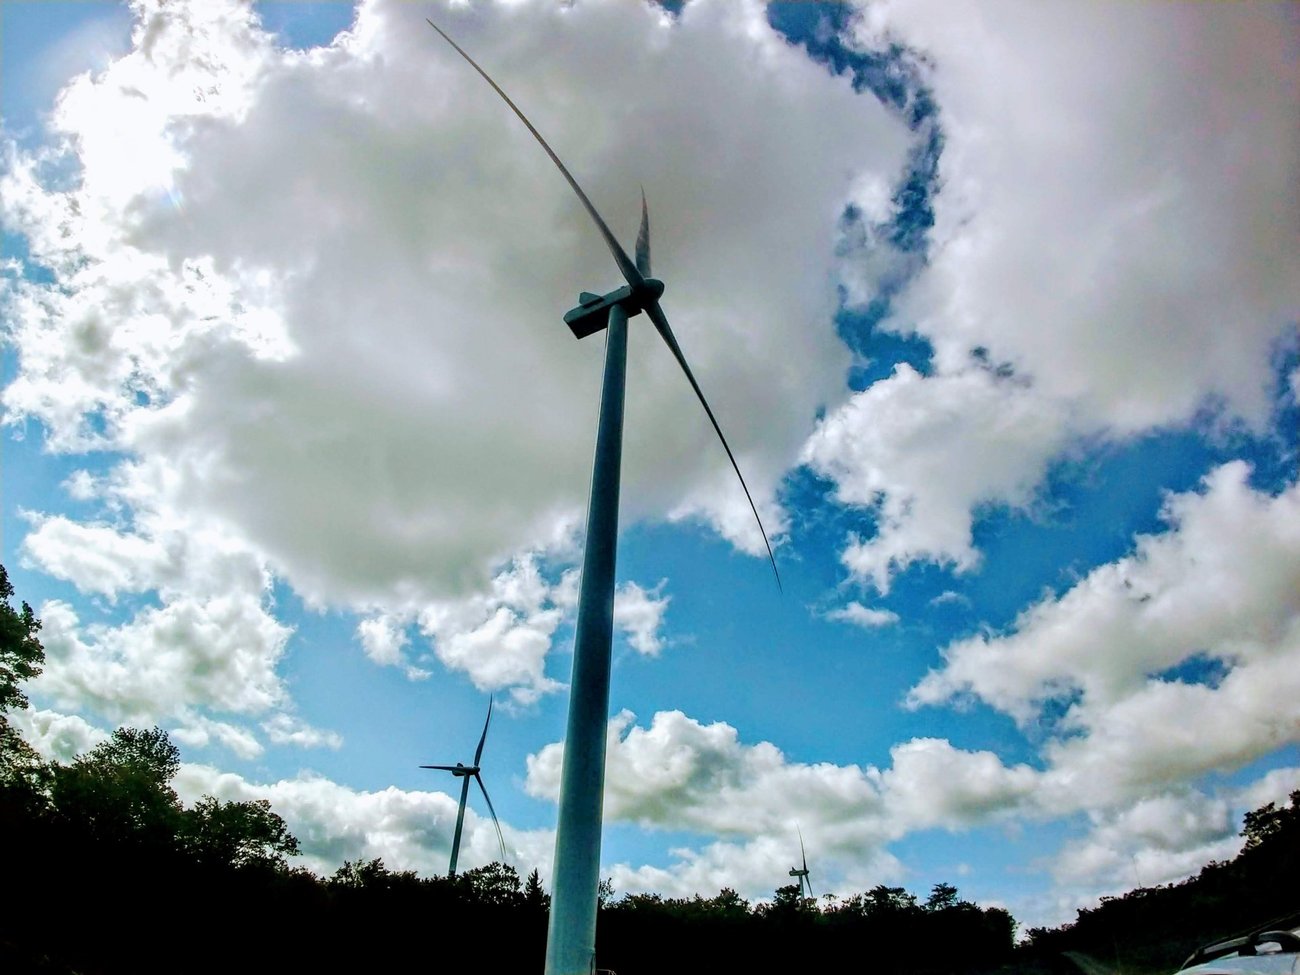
183 795 300 869
926 881 961 911
1242 791 1300 852
0 564 44 713
50 725 184 849
461 860 524 907
331 856 394 888
525 866 551 911
0 564 46 797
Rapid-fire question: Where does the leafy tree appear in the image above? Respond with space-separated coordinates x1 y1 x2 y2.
925 881 960 911
463 861 523 907
51 726 184 847
701 887 750 919
597 875 616 909
182 795 300 870
864 884 918 915
1242 790 1300 851
761 883 805 916
0 564 44 714
331 857 392 888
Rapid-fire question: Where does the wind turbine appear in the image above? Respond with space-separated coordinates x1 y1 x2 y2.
789 828 814 901
425 18 779 975
419 696 507 877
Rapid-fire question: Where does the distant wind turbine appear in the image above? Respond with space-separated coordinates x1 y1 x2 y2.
426 17 779 975
789 827 814 900
420 697 506 877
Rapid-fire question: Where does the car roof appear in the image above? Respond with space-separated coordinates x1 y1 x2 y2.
1178 918 1300 975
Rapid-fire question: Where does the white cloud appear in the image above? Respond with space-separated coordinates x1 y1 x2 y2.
173 761 550 880
3 0 910 611
856 1 1299 432
908 463 1300 809
21 514 168 600
527 709 1042 900
527 710 886 839
827 600 899 629
356 614 430 680
878 737 1037 833
911 464 1300 715
803 365 1068 592
171 714 264 760
8 708 108 762
261 713 344 751
418 555 565 703
613 581 671 656
523 705 1293 911
35 592 292 723
1050 791 1240 892
356 615 408 667
414 558 672 699
801 2 1299 595
1234 767 1300 815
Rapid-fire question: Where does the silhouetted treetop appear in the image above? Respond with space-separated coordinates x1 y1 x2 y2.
0 564 44 714
183 795 300 869
1242 790 1300 852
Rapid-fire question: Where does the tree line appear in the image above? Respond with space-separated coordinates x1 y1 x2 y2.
1 564 1294 973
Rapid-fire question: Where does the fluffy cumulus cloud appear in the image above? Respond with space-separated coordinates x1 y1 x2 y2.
803 365 1067 591
14 706 541 881
806 1 1299 593
2 0 907 741
827 600 899 629
872 459 1300 909
858 0 1298 429
611 580 671 657
173 761 555 881
1051 791 1241 892
520 460 1300 908
407 557 671 702
909 463 1300 809
525 709 1043 899
9 708 108 762
417 555 566 702
35 594 289 721
2 0 910 612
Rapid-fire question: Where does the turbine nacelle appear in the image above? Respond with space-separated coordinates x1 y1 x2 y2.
563 278 666 340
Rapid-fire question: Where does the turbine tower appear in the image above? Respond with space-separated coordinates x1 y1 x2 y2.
426 19 779 975
789 828 814 901
419 697 507 877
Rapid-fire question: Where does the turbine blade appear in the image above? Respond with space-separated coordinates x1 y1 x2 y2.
636 188 651 277
475 773 508 863
799 826 808 873
426 18 644 288
643 299 781 591
473 696 493 767
420 764 461 771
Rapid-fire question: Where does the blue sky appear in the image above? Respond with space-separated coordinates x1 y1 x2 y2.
2 0 1297 929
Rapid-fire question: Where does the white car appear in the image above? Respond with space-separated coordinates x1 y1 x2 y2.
1177 927 1300 974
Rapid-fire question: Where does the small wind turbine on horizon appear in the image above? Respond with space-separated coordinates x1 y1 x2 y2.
789 827 814 901
426 16 779 975
420 696 507 877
